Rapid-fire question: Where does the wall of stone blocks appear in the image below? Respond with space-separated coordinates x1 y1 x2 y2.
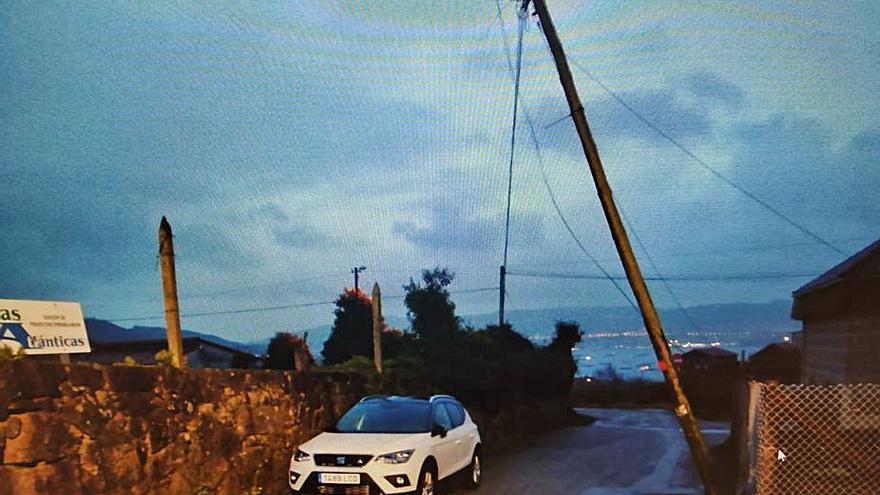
0 360 365 495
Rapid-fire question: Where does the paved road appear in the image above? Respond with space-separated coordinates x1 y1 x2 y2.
448 408 729 495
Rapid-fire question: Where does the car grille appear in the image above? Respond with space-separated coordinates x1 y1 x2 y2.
313 454 373 467
316 486 371 495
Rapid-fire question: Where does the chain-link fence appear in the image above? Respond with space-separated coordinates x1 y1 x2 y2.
748 382 880 495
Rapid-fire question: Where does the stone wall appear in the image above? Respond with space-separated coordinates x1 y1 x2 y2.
0 360 365 495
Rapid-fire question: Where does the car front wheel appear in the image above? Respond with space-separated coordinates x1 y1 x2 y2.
468 451 482 489
416 463 436 495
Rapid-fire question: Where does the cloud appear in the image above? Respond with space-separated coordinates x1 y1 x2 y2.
273 224 329 249
533 88 722 155
0 2 451 305
394 202 544 254
726 114 880 231
530 70 745 153
394 204 498 252
684 71 744 107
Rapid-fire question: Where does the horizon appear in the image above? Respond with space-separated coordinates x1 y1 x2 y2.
87 297 800 349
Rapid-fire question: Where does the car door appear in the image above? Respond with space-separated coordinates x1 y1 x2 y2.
442 401 469 473
431 402 457 479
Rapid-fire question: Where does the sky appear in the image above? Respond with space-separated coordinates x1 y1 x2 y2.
2 1 878 344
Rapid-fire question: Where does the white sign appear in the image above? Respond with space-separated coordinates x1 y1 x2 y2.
0 299 90 355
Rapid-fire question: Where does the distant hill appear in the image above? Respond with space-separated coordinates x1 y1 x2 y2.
85 318 259 355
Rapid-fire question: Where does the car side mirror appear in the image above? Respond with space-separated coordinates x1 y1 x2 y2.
431 423 447 438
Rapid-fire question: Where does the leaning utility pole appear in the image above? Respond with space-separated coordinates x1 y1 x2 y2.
371 282 383 374
529 1 719 493
158 216 186 368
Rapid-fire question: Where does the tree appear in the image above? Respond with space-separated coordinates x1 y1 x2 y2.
403 267 460 341
264 332 313 370
547 320 582 353
322 288 375 365
545 320 583 397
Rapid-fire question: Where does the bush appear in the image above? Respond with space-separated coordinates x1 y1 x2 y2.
570 369 670 408
154 349 174 366
264 332 314 370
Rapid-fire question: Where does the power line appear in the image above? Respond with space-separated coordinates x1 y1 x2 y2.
501 3 526 269
493 0 638 312
512 235 874 268
507 270 819 282
108 300 337 323
619 207 703 334
106 286 500 323
567 58 847 257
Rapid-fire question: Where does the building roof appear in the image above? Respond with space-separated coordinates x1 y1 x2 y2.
749 342 799 361
85 318 259 357
793 238 880 297
683 347 736 358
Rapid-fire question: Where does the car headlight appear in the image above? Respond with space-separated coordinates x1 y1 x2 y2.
293 449 311 462
376 449 415 464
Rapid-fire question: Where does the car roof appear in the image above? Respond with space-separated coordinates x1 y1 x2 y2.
358 394 461 405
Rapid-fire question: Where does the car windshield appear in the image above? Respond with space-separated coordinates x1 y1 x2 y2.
331 400 432 434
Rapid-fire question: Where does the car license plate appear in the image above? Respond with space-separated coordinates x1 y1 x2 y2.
319 473 360 484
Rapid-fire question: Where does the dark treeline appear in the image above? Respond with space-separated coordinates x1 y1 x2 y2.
266 268 582 413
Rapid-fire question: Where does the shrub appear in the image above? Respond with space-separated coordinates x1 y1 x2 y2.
264 332 314 370
154 349 174 366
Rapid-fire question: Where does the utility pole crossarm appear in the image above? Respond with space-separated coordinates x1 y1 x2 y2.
528 1 719 493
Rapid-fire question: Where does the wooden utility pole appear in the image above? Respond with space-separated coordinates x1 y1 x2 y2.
352 266 366 292
371 282 383 374
158 216 186 368
498 265 506 326
294 331 311 372
529 1 719 493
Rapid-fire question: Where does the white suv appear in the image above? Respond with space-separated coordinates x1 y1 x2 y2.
289 395 482 495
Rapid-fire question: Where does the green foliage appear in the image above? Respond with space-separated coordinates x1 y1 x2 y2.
547 320 583 353
154 349 173 366
263 332 313 370
570 373 669 408
122 356 137 366
334 355 375 373
392 267 582 412
545 321 583 396
403 268 459 341
322 289 375 365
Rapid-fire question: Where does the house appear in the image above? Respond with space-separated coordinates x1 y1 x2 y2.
680 347 739 415
745 342 800 383
73 319 261 369
681 347 739 374
792 238 880 384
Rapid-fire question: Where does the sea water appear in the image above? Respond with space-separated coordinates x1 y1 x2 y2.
528 328 779 380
